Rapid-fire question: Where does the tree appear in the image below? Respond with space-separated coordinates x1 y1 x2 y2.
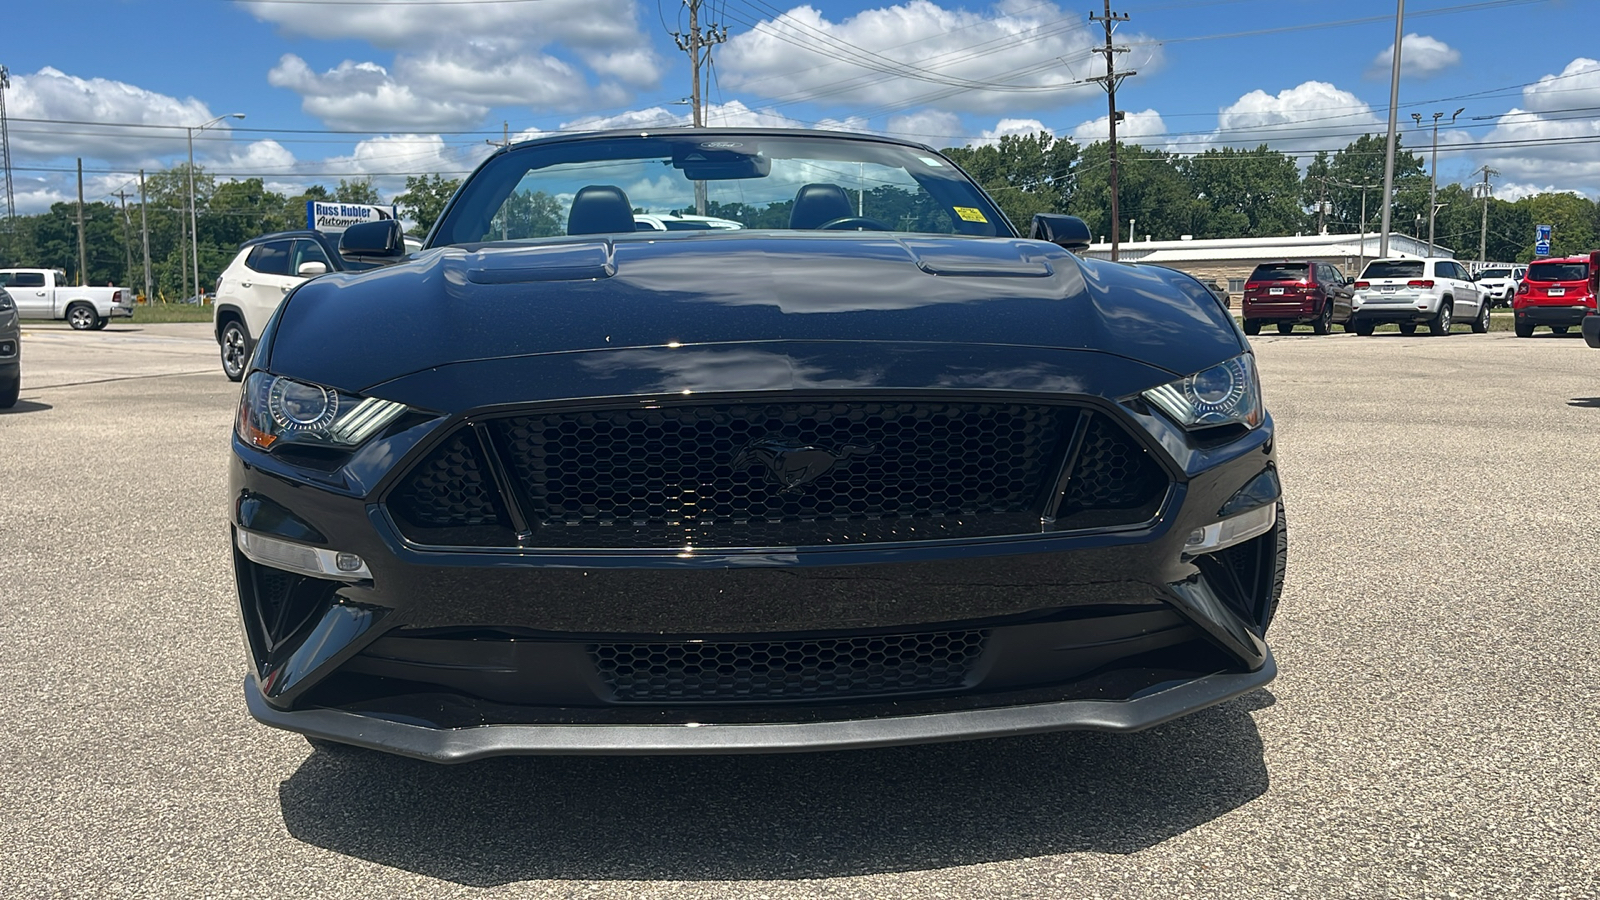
941 132 1077 229
394 174 461 235
1182 145 1307 239
1309 135 1429 237
1071 142 1199 243
490 190 563 239
334 178 381 204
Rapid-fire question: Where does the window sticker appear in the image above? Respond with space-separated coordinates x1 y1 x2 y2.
953 206 989 223
918 156 945 167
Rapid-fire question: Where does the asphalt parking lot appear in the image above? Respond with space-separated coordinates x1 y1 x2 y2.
1 320 1596 898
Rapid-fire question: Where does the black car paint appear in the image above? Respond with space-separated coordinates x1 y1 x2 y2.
231 129 1280 759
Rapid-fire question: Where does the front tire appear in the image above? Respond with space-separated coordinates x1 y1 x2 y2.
1552 325 1569 335
1243 319 1261 336
66 303 101 331
1276 321 1295 335
1471 302 1490 334
1354 320 1375 336
0 371 18 409
1399 323 1417 335
219 320 250 382
1429 301 1453 336
1515 320 1534 338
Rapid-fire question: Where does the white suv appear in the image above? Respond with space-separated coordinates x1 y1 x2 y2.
1348 258 1488 336
212 232 343 380
1474 264 1526 308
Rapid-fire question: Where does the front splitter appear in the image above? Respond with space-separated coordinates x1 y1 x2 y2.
244 650 1275 763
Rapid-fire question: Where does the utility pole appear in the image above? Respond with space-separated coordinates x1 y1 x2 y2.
0 65 14 263
1316 178 1329 235
1090 1 1133 262
114 188 134 287
139 169 152 303
673 0 727 215
1378 0 1405 259
1412 107 1463 253
76 158 88 285
1475 165 1497 264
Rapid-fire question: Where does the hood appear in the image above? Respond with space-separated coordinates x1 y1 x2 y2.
266 232 1243 393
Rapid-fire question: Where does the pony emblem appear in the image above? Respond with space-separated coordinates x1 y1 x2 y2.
733 438 878 493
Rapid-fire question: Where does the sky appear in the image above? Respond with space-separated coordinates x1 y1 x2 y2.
2 0 1597 221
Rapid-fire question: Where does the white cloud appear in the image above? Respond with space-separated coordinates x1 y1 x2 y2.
1196 81 1380 154
719 1 1160 114
1071 109 1168 145
268 55 489 131
243 0 661 125
1368 33 1462 80
1478 58 1600 194
4 66 222 163
887 110 964 146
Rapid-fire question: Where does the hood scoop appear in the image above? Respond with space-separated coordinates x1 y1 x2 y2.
903 238 1055 278
466 242 616 284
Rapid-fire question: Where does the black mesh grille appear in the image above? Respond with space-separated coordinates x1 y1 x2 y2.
495 400 1075 548
388 431 508 543
385 400 1171 548
591 631 988 703
1053 414 1169 529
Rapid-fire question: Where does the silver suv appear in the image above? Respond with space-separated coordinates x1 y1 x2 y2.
1349 258 1488 336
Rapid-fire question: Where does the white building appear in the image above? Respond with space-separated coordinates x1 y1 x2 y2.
1079 233 1450 295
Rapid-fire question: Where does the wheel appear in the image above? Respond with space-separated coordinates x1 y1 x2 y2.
1276 321 1294 335
1311 301 1333 335
1552 325 1569 335
1354 320 1375 336
0 371 18 409
219 320 251 382
1515 320 1534 338
1260 500 1288 632
1399 323 1417 335
1471 302 1490 334
66 303 101 331
90 318 109 331
1243 319 1261 336
1429 301 1452 336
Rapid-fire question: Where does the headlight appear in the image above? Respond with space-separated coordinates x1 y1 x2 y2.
0 291 13 312
236 372 407 451
1142 353 1263 430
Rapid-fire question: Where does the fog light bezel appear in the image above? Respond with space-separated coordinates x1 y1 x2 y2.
1185 503 1278 554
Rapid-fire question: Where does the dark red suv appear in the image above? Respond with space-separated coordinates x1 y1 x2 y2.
1241 261 1354 335
1514 255 1597 337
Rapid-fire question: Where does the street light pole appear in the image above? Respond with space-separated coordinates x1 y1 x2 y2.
1413 107 1464 253
1378 0 1405 259
188 112 244 302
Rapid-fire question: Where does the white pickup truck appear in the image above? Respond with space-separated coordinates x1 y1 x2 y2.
0 268 134 330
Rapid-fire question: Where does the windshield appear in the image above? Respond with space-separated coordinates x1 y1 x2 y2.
1248 263 1307 282
432 133 1009 246
1526 262 1588 282
1361 260 1424 279
1478 268 1511 279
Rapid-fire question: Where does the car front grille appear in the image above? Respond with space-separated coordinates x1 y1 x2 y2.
385 398 1169 549
590 630 989 703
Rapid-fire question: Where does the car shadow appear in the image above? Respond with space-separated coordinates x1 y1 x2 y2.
278 690 1274 885
0 399 52 414
1569 398 1600 409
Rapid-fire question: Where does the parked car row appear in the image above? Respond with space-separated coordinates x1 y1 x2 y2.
1239 257 1491 336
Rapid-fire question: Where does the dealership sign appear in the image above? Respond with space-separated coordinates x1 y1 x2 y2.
307 201 398 234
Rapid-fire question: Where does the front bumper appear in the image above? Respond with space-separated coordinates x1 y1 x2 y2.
246 650 1275 761
230 356 1282 759
1515 305 1590 327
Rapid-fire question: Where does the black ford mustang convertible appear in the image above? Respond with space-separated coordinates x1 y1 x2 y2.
230 128 1286 762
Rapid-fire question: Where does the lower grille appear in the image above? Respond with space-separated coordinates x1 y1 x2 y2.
591 631 989 703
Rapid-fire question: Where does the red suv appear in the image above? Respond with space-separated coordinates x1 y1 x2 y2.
1241 261 1354 335
1514 255 1597 337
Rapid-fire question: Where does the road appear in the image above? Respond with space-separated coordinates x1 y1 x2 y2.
1 321 1596 898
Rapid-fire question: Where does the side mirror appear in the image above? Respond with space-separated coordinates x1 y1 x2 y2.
297 261 328 277
339 220 405 262
1029 214 1092 252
